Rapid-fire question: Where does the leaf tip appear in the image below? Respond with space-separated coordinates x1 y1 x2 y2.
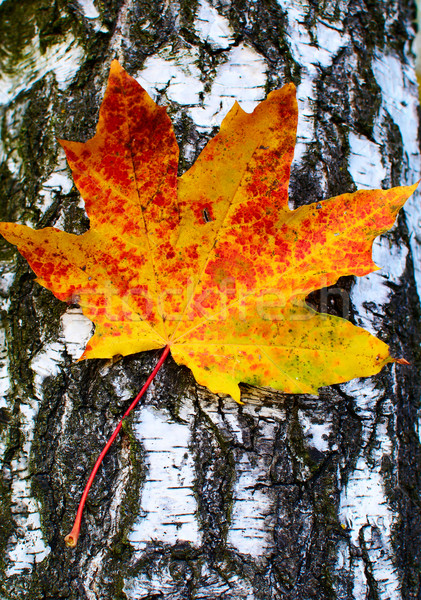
57 137 67 151
110 58 123 73
229 385 243 404
284 81 296 94
394 357 410 366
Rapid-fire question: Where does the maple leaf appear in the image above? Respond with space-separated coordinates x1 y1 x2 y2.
1 61 417 548
0 60 417 403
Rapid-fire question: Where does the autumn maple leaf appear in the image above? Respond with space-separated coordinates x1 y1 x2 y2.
0 60 417 547
0 60 416 402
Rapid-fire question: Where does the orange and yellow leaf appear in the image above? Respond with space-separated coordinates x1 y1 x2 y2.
0 60 417 402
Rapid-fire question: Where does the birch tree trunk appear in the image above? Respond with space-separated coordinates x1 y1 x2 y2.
1 0 420 598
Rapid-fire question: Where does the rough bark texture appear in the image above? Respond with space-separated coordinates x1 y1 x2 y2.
1 0 421 598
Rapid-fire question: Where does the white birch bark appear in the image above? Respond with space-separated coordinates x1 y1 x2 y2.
0 0 420 598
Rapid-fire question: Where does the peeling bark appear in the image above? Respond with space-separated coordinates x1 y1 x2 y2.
0 0 421 598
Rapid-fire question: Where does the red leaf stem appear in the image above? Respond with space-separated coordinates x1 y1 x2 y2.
64 345 171 547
